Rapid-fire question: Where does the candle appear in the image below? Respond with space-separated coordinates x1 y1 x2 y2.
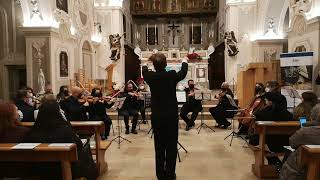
201 22 203 42
191 23 194 44
162 24 164 34
147 24 149 36
182 23 184 33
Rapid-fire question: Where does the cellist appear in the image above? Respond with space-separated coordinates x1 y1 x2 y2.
237 83 266 135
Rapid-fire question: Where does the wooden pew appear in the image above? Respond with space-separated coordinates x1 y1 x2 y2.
0 143 78 180
251 121 300 179
22 121 110 174
300 145 320 180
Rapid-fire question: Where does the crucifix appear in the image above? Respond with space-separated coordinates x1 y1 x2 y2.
168 22 180 45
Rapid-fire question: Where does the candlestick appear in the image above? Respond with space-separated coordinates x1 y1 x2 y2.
201 22 203 49
155 24 157 44
191 23 194 45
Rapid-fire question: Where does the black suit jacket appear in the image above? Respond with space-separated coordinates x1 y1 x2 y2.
60 96 88 121
15 100 35 122
142 62 188 128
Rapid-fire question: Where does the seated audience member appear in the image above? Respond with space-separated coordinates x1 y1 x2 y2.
56 85 70 103
137 78 148 124
180 79 203 131
279 104 320 180
209 82 237 129
60 86 89 121
15 89 35 122
253 92 293 167
119 82 140 134
24 100 98 180
0 102 30 143
293 91 318 121
89 88 114 139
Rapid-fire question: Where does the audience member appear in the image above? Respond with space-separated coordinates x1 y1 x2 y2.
56 85 70 103
0 102 30 143
209 82 237 129
180 79 203 131
279 104 320 180
14 89 35 122
24 100 98 180
293 91 318 121
253 92 293 168
119 82 139 134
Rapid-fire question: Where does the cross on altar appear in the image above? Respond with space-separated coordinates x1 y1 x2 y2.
168 22 180 45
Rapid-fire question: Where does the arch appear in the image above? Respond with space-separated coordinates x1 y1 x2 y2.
278 0 290 36
0 6 9 59
80 39 94 80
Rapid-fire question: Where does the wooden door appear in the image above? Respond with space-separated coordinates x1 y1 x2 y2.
209 42 225 89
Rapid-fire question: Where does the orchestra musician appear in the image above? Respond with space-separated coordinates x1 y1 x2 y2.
60 86 89 121
180 79 203 131
237 83 265 135
89 88 114 140
209 82 237 129
137 78 149 124
119 82 140 135
56 85 70 103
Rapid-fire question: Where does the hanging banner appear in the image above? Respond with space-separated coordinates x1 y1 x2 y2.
280 52 314 90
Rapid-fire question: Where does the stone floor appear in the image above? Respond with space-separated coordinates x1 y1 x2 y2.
99 120 258 180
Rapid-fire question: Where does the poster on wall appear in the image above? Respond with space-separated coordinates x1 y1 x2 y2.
280 52 314 108
280 52 314 91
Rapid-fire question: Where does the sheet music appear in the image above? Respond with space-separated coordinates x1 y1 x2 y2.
176 91 186 103
48 143 74 147
81 139 88 145
11 143 40 150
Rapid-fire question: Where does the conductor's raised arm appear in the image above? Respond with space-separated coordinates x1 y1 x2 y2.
176 57 189 82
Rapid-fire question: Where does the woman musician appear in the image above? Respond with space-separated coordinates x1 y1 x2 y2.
136 78 150 124
237 83 265 135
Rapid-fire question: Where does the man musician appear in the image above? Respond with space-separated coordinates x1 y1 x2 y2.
180 80 203 131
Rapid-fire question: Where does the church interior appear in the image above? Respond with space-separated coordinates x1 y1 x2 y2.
1 0 320 180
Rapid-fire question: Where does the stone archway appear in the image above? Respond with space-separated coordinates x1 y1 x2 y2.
82 40 94 80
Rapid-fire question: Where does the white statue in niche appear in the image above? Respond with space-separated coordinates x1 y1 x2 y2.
290 0 312 15
38 68 45 94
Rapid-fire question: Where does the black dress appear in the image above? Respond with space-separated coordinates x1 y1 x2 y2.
15 100 35 122
89 100 114 137
142 62 188 180
119 92 140 131
60 96 88 121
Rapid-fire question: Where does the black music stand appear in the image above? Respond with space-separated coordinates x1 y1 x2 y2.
111 97 131 149
177 141 188 162
224 113 250 147
195 90 215 134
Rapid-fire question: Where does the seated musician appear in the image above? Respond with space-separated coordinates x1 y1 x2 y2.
265 80 287 108
0 102 30 143
24 98 99 180
60 86 89 121
238 83 265 135
119 82 140 134
280 104 320 180
14 89 35 122
89 88 114 140
209 82 237 129
252 92 293 169
180 79 203 131
137 78 149 124
56 85 70 103
293 91 318 121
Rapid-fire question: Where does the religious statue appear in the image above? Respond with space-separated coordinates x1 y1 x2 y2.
109 34 123 61
134 45 142 59
268 18 275 30
135 0 145 10
291 0 312 14
224 31 239 56
152 0 161 11
38 68 45 94
171 0 177 11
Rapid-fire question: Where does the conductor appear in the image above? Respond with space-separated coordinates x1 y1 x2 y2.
142 53 188 180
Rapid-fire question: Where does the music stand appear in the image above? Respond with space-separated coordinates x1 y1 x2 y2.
111 97 131 149
286 88 300 108
195 90 215 134
177 141 188 163
224 114 251 147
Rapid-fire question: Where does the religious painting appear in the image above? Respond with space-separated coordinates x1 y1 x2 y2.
189 26 201 44
134 0 145 11
152 0 161 12
59 51 68 77
56 0 68 13
196 67 206 82
147 27 158 45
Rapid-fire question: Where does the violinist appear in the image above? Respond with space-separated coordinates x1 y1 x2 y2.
119 82 140 134
60 86 89 121
137 78 149 124
180 80 203 131
89 88 114 140
56 85 70 103
209 82 237 129
237 83 265 135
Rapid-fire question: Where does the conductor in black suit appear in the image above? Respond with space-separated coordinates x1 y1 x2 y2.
142 53 188 180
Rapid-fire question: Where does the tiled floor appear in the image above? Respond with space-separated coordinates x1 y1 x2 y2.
99 121 258 180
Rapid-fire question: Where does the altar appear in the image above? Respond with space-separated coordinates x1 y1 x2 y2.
140 49 209 89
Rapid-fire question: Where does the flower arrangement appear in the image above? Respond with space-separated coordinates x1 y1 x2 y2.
187 52 202 60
